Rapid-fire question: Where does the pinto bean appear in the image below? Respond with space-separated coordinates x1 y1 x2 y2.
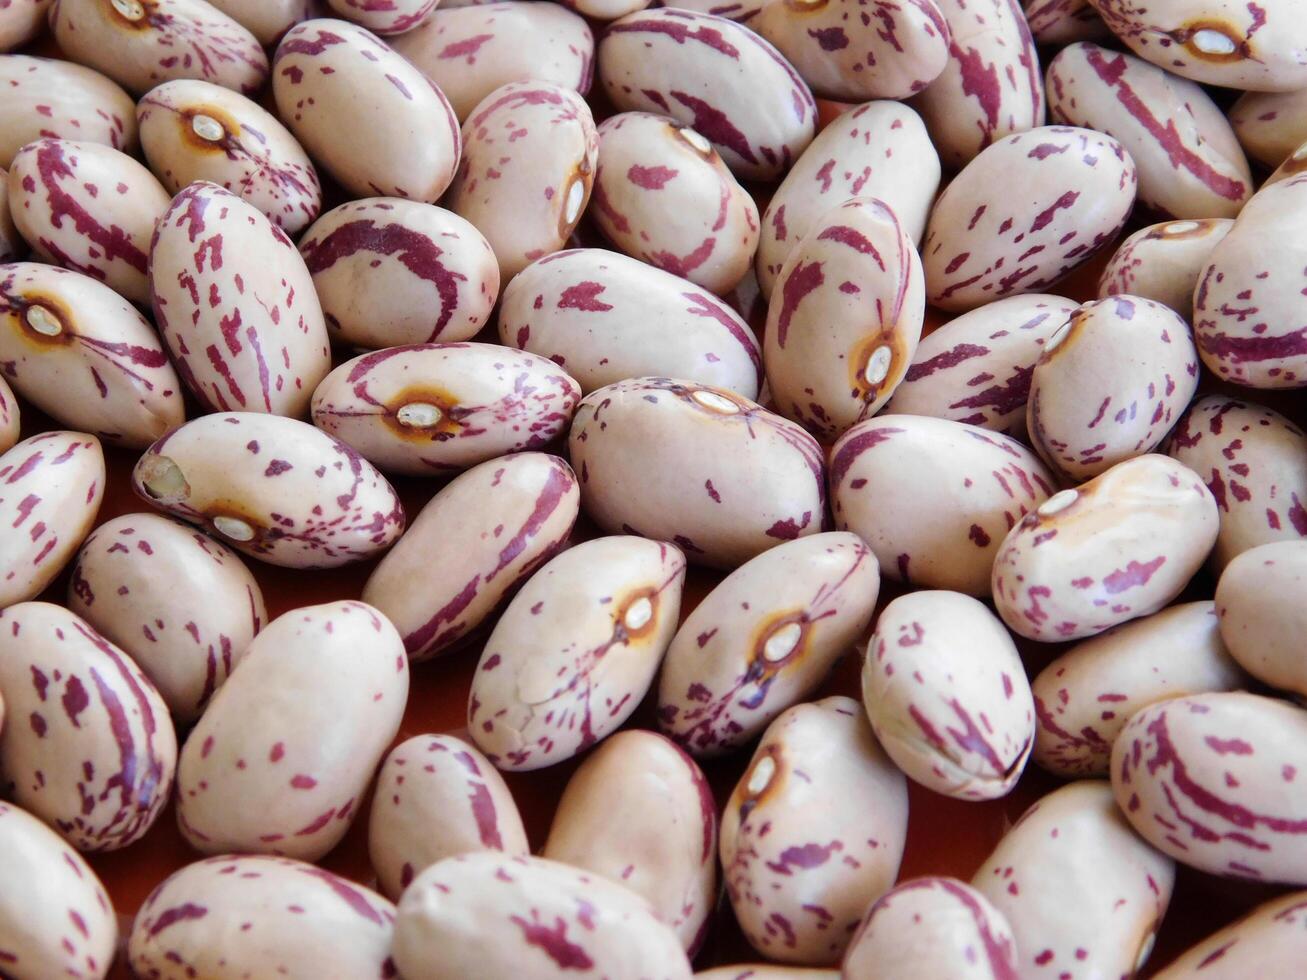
0 55 137 168
1152 891 1307 979
206 0 316 45
1024 0 1109 44
1215 541 1307 698
1098 219 1233 320
325 0 437 34
1229 87 1307 169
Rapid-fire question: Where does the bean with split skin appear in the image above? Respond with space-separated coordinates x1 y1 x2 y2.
1152 890 1307 979
206 0 316 45
325 0 437 34
1216 541 1307 698
0 55 137 168
1098 219 1233 320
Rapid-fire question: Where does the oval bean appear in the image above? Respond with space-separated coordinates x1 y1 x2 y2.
1153 891 1307 979
326 0 437 34
0 55 137 168
206 0 315 45
1098 219 1233 320
696 969 837 980
1216 541 1307 697
0 0 51 52
1024 0 1109 44
1229 87 1307 169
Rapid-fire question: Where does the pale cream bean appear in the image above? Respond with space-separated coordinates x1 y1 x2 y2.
658 532 878 758
696 969 837 979
1216 541 1307 698
273 18 461 202
544 730 716 952
326 0 437 34
469 536 685 771
206 0 315 45
0 375 17 453
1229 88 1307 169
0 55 137 168
1262 137 1307 188
721 696 908 965
0 800 116 980
50 0 268 96
830 415 1056 596
67 512 267 722
1024 0 1109 44
177 600 407 860
1152 890 1307 979
1098 219 1233 320
132 412 404 568
369 734 528 900
973 780 1174 980
1031 601 1245 777
394 853 693 980
661 0 766 20
0 601 176 851
992 454 1218 641
569 378 825 569
0 0 51 51
0 169 20 263
564 0 648 18
128 855 397 980
0 432 104 608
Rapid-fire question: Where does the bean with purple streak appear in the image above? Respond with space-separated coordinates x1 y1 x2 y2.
326 0 437 34
468 535 685 771
0 55 137 168
1023 0 1109 44
1229 87 1307 169
0 169 20 263
0 374 17 453
0 0 51 51
1098 219 1233 321
206 0 316 45
661 0 765 21
67 512 267 722
1216 541 1307 698
1152 890 1307 979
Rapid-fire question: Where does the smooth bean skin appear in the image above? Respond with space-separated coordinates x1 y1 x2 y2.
696 970 837 980
67 512 267 722
1098 219 1233 320
0 263 184 448
299 198 499 348
993 454 1218 641
326 0 437 33
923 126 1136 312
1024 0 1108 43
0 431 104 608
1216 541 1307 698
973 780 1174 980
468 536 685 771
0 0 51 51
721 696 908 965
206 0 315 45
1113 692 1307 884
660 0 766 20
50 0 268 97
562 0 649 18
830 415 1056 596
658 532 879 758
1229 88 1307 169
128 855 397 980
7 138 170 304
544 729 717 952
1031 601 1245 777
393 853 693 980
132 412 405 568
137 79 322 235
0 374 17 453
150 181 330 418
363 453 579 661
310 343 581 476
369 734 528 900
598 8 817 181
569 378 826 569
843 877 1019 980
0 169 20 263
1152 891 1307 979
0 601 176 851
273 19 461 202
176 600 407 860
0 55 137 168
0 800 116 980
885 294 1077 437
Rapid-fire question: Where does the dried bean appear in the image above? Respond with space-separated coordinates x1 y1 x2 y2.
0 55 137 168
1152 891 1307 979
1229 87 1307 169
1098 219 1233 320
1215 541 1307 697
325 0 437 34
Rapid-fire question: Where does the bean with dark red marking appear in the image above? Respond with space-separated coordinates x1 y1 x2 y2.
206 0 316 45
1098 218 1233 320
1153 890 1307 979
659 0 766 21
1023 0 1109 44
0 0 51 52
1216 541 1307 698
1229 87 1307 169
0 55 137 168
326 0 437 34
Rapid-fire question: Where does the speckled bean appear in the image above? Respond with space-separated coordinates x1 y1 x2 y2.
468 535 684 771
0 55 137 168
326 0 436 34
1024 0 1109 44
1229 87 1307 169
660 0 765 21
0 0 52 51
1152 890 1307 979
1216 541 1307 697
0 601 176 851
569 378 825 568
67 512 266 722
721 695 908 965
0 374 18 452
206 0 315 45
0 169 20 263
1098 218 1233 320
132 412 404 568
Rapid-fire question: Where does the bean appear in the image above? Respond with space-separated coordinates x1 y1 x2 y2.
695 970 837 979
660 0 765 21
1023 0 1109 44
0 169 20 263
0 601 177 851
132 412 405 568
721 696 908 965
1097 218 1233 320
1216 541 1307 698
67 512 267 722
1263 138 1307 187
498 249 762 398
468 536 685 770
0 0 52 52
658 532 879 758
569 378 826 569
206 0 316 45
1152 891 1307 979
992 454 1218 641
1229 87 1307 169
0 374 17 453
0 55 137 168
325 0 437 34
564 0 649 18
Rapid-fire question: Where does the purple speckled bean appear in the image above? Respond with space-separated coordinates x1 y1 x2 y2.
992 454 1219 641
1031 600 1245 777
543 729 717 952
0 263 184 448
923 126 1136 312
1023 0 1109 44
0 169 20 263
830 414 1056 596
273 18 461 202
973 780 1174 980
843 876 1018 980
0 800 116 980
393 853 693 979
326 0 438 34
149 181 330 418
721 695 907 965
50 0 268 97
206 0 316 45
0 373 17 453
0 601 177 851
0 431 104 607
132 412 405 568
67 512 267 722
597 8 816 182
658 531 878 759
128 855 396 980
1153 890 1307 979
0 55 137 168
468 535 685 771
176 600 407 859
369 733 528 900
1216 541 1307 698
0 0 52 51
1229 87 1307 169
569 377 826 569
1098 219 1233 320
498 249 762 398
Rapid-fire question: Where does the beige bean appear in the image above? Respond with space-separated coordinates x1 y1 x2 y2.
1024 0 1109 44
1229 87 1307 169
1098 219 1233 320
0 169 20 263
565 0 649 18
660 0 766 21
0 0 51 52
696 970 837 980
1216 541 1307 698
1152 891 1307 979
0 374 17 453
326 0 437 34
206 0 315 45
0 55 137 168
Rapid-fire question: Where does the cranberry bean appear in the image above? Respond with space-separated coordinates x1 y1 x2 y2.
326 0 437 34
1098 218 1233 320
1229 87 1307 169
1216 541 1307 698
1024 0 1109 44
661 0 765 21
696 970 837 980
468 536 685 771
0 601 177 851
569 378 825 569
563 0 648 18
206 0 316 45
1152 891 1307 979
0 55 137 168
132 412 404 568
0 170 20 263
67 512 267 722
0 0 51 52
0 374 17 453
